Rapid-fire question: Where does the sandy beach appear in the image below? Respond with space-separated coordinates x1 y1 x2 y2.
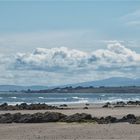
0 104 140 140
0 123 140 140
1 103 140 118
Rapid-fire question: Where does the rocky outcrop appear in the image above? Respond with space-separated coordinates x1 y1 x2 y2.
96 116 117 124
0 112 66 123
119 114 136 124
102 101 140 108
0 112 140 124
0 103 59 110
61 113 92 122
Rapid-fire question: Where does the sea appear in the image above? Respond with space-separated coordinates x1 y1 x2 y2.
0 92 140 105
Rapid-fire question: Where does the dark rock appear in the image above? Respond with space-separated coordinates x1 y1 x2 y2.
17 114 34 123
83 107 88 109
114 101 125 107
102 102 111 108
116 101 126 105
42 112 66 122
134 117 140 124
0 103 8 107
105 116 117 123
0 113 13 123
97 116 117 124
12 113 22 122
0 103 59 110
61 113 92 122
17 112 66 123
120 114 136 123
127 101 140 105
60 104 68 107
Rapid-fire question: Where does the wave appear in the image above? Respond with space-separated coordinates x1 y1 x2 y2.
72 96 79 99
9 97 17 99
38 97 68 100
38 97 44 99
72 96 88 100
101 94 106 97
44 100 89 105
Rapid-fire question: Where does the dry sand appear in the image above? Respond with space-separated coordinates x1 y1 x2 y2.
0 123 140 140
1 104 140 140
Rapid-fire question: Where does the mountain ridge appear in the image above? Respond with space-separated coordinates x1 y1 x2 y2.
60 77 140 88
0 77 140 91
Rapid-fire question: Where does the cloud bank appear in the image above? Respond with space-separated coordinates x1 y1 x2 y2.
0 42 140 86
14 43 140 73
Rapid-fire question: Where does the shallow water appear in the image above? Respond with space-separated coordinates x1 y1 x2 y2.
0 92 140 105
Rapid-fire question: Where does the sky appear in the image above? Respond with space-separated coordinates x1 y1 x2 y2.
0 0 140 86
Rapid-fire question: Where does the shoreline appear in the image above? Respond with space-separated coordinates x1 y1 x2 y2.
1 103 140 118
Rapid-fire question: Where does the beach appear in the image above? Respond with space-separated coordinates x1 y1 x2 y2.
1 103 140 140
1 123 140 140
1 103 140 118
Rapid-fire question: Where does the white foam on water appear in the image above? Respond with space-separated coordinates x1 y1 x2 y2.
72 97 88 100
9 97 17 99
4 102 25 105
101 94 106 97
72 96 79 99
38 97 44 99
45 100 89 105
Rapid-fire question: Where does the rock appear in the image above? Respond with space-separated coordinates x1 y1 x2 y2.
0 103 59 110
97 116 117 124
127 101 140 105
83 107 88 109
116 101 126 105
0 112 139 124
121 114 136 123
114 101 125 107
18 112 66 123
61 113 92 122
60 104 68 107
102 102 111 108
105 116 117 123
0 103 8 110
0 113 13 123
17 114 34 123
41 112 66 122
134 117 140 124
0 103 8 107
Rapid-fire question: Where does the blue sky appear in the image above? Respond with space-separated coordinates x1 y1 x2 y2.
0 0 140 86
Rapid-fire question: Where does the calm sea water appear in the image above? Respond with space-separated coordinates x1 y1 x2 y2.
0 92 140 105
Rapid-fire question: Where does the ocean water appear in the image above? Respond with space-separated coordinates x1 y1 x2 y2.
0 92 140 105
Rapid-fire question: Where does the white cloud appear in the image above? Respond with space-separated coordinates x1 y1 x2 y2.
13 43 140 74
0 42 140 86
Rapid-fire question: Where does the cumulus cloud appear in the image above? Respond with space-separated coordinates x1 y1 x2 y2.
14 43 140 73
0 42 140 86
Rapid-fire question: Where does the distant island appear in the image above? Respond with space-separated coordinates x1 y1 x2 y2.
0 77 140 92
23 86 140 93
